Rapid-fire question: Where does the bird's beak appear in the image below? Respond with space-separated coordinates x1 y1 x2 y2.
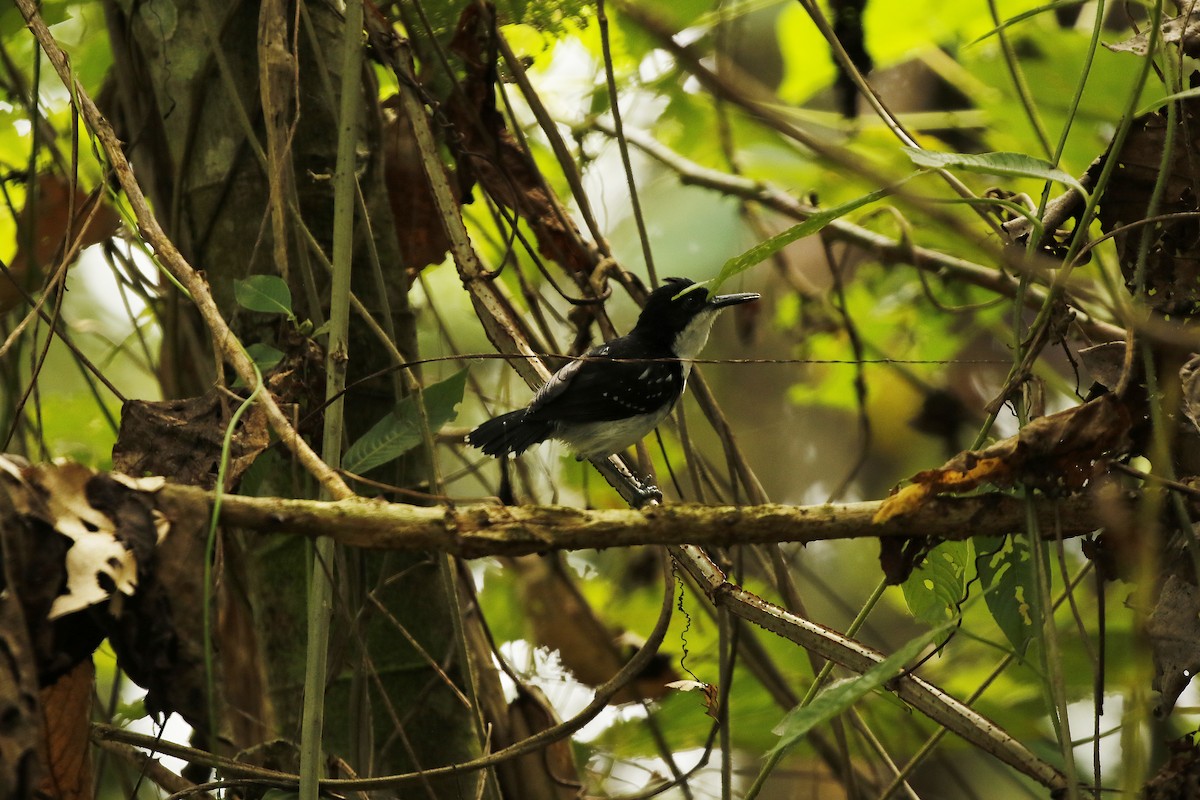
710 292 760 309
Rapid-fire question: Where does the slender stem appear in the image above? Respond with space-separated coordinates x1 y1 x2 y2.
203 374 262 752
743 577 889 799
1026 498 1080 799
986 0 1052 157
299 0 364 797
15 0 353 500
876 563 1095 799
596 0 657 287
718 605 733 800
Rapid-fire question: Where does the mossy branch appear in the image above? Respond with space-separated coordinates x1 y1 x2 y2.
155 484 1104 557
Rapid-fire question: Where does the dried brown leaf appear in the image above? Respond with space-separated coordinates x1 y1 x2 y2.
113 389 268 490
1148 574 1200 717
1097 97 1200 316
3 174 121 312
444 4 594 276
382 100 456 278
35 660 93 800
876 395 1130 522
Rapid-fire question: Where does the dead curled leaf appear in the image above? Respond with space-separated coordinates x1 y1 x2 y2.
444 4 594 276
1148 574 1200 718
0 457 168 681
1096 95 1200 316
22 461 167 621
382 99 456 279
0 456 213 736
875 394 1132 523
2 173 122 313
112 389 269 490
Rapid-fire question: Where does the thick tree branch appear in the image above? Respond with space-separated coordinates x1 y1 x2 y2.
155 484 1104 556
6 457 1076 791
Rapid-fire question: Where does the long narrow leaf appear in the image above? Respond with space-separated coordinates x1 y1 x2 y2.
969 0 1086 45
769 621 952 756
903 148 1088 198
711 185 897 293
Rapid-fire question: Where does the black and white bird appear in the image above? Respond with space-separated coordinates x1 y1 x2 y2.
467 277 759 463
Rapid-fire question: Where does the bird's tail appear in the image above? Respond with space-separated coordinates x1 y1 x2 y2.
467 410 554 457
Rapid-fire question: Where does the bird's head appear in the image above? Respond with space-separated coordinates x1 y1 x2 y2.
633 277 759 358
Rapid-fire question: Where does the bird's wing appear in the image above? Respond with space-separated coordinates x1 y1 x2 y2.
526 340 682 423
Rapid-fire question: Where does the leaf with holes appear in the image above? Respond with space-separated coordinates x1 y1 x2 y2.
342 369 468 475
977 535 1038 658
902 540 972 625
234 275 294 320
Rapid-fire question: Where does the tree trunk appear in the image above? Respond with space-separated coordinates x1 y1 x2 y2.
100 0 496 791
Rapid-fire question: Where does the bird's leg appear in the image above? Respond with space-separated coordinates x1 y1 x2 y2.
630 479 663 507
603 453 662 507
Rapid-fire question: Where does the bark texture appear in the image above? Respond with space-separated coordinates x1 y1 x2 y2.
100 0 491 790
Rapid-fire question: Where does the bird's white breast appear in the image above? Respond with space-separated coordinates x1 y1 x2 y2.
555 402 676 460
672 308 720 379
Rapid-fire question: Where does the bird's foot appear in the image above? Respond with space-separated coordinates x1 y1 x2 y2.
630 478 663 508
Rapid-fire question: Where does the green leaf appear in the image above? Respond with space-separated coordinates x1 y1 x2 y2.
902 148 1088 199
421 367 470 424
342 369 468 475
976 535 1036 657
969 0 1087 45
0 0 70 40
244 343 284 374
902 540 972 625
769 621 951 756
1138 86 1200 116
113 697 148 725
234 275 294 319
710 185 897 294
